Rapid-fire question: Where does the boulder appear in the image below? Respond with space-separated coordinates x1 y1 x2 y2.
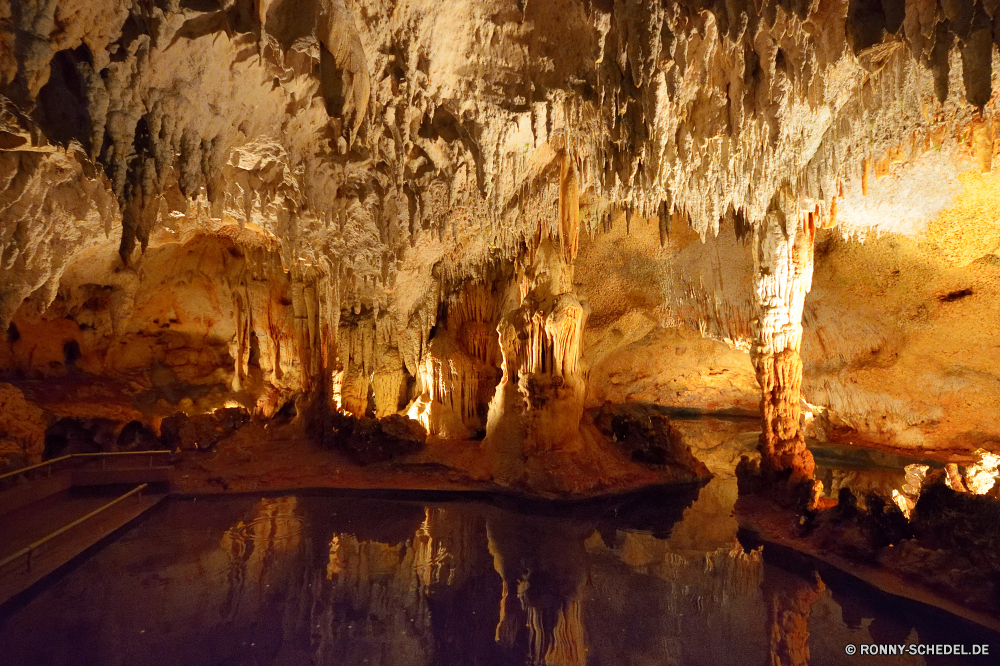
327 412 426 465
160 407 251 451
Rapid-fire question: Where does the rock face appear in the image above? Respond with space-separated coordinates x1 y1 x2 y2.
326 411 426 465
0 383 45 466
2 0 1000 489
160 407 250 451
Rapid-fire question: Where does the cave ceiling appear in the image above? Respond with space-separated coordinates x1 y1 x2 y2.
2 0 1000 467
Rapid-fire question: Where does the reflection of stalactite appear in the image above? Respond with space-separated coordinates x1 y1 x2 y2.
313 506 493 665
219 497 302 619
751 197 816 481
762 568 825 666
487 514 590 666
525 598 584 666
413 507 453 588
312 532 434 666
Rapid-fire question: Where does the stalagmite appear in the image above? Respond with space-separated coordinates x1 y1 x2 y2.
2 0 1000 493
405 281 504 438
6 0 1000 662
482 151 595 487
750 197 816 481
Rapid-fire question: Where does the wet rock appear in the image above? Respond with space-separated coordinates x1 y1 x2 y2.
160 407 250 451
860 491 912 548
326 412 426 465
858 466 1000 612
115 420 163 452
911 480 1000 573
43 417 119 458
0 383 46 466
595 403 709 475
798 487 911 562
880 538 999 611
834 487 859 520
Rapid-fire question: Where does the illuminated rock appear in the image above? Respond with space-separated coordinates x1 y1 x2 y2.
751 197 817 482
3 0 1000 492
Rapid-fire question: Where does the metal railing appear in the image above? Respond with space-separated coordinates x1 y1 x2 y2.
0 450 173 485
0 483 149 573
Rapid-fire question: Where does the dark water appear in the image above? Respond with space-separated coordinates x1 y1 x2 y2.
1 484 996 666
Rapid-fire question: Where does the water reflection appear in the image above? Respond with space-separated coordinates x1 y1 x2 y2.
763 564 825 666
0 420 997 665
487 513 589 666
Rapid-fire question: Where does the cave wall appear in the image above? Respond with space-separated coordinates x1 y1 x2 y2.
2 0 1000 469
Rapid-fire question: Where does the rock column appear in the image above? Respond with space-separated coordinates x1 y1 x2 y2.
751 202 816 481
482 153 592 486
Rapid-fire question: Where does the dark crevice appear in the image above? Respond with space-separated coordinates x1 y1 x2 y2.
63 339 82 365
939 288 974 302
34 47 93 152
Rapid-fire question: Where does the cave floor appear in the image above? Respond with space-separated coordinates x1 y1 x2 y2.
166 412 965 500
169 419 496 495
168 417 685 498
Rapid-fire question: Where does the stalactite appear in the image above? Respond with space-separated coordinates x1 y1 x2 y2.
5 0 1000 475
446 282 505 370
407 331 492 438
334 310 378 416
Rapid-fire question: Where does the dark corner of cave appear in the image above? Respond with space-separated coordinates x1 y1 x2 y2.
2 0 1000 663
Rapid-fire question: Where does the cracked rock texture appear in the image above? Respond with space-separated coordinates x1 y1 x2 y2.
2 0 1000 486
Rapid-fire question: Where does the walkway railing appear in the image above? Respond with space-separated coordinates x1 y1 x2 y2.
0 451 173 485
0 483 149 573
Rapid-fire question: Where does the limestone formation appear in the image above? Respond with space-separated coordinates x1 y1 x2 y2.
2 0 1000 492
481 151 602 487
751 197 817 481
0 383 45 466
763 568 826 666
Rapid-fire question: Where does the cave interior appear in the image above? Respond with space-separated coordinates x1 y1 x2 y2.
2 0 1000 662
